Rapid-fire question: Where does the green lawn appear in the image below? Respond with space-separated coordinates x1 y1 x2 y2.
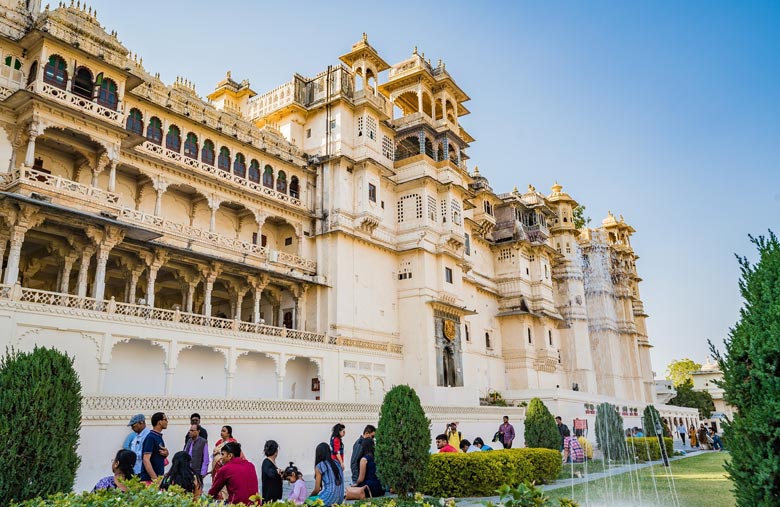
547 452 734 507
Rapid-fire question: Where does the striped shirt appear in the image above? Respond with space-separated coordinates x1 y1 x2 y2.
564 436 585 463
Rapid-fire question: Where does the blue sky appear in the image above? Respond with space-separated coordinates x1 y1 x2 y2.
93 0 779 376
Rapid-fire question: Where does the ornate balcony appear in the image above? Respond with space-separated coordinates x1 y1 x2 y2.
136 141 304 209
522 223 550 244
118 208 317 274
0 65 24 100
2 166 120 207
27 81 123 124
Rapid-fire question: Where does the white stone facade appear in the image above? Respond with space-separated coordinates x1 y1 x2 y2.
0 3 699 491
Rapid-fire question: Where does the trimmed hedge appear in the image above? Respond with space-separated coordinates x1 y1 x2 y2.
421 448 562 497
626 437 674 462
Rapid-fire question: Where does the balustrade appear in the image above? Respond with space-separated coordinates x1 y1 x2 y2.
135 141 304 209
28 81 123 124
3 167 120 206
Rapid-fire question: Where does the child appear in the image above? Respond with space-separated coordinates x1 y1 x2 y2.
285 462 307 505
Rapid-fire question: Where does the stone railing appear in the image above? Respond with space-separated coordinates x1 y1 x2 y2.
118 208 316 274
523 223 550 243
353 89 391 116
28 81 123 124
3 166 121 207
136 141 304 209
0 284 403 356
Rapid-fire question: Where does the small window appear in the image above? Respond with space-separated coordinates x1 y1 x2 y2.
43 55 67 89
146 117 163 145
290 176 300 198
465 323 471 342
284 237 293 246
306 128 312 138
381 201 385 209
527 328 532 344
277 170 288 193
165 125 181 152
368 183 377 202
201 140 215 166
252 232 258 245
126 108 143 135
218 147 230 171
248 160 261 184
485 332 492 350
183 132 198 159
263 165 274 188
261 235 267 247
465 233 471 256
330 119 336 130
233 153 247 178
445 267 453 284
548 330 553 346
96 77 119 110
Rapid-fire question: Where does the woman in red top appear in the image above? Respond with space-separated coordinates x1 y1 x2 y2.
208 442 259 505
329 423 346 469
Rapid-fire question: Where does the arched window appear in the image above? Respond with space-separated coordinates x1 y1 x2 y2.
146 117 163 145
233 153 246 178
276 170 287 193
43 55 67 89
126 108 143 135
201 140 215 166
263 165 274 188
26 61 38 86
165 125 181 152
4 55 21 71
248 159 260 183
97 77 119 110
72 67 93 99
183 133 198 159
290 176 300 198
217 147 230 171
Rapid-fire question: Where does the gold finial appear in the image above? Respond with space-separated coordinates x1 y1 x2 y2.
513 186 519 194
551 181 562 193
473 165 480 175
438 58 442 67
528 184 535 192
362 32 367 41
413 46 418 55
619 214 625 222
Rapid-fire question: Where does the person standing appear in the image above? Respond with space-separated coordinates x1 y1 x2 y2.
689 424 698 448
140 412 169 482
445 422 461 450
208 442 259 505
499 416 516 449
555 417 569 450
184 413 208 444
677 423 687 446
211 425 239 479
261 440 283 502
127 414 151 475
330 423 346 469
350 425 376 483
561 427 585 463
183 423 209 482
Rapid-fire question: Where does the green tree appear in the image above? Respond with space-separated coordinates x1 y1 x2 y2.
0 347 82 504
642 405 670 437
523 398 561 450
710 231 780 506
572 205 591 230
375 385 431 497
594 402 628 461
668 379 715 419
665 358 702 387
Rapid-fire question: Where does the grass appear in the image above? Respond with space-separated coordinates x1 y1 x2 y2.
557 459 608 480
547 451 734 507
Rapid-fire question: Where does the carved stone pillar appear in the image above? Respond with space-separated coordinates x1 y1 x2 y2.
208 197 222 233
59 251 78 294
75 247 95 298
248 274 270 324
1 204 44 285
233 286 248 321
200 262 222 317
142 248 169 307
126 267 143 303
23 122 42 167
86 225 125 301
107 159 117 193
291 283 309 330
153 179 169 216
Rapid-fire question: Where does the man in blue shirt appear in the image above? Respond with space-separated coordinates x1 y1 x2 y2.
127 414 151 475
140 412 169 482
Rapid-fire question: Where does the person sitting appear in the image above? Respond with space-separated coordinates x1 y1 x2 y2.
92 449 135 492
284 462 308 504
160 451 202 497
472 437 493 451
435 434 458 453
355 437 384 497
311 442 345 506
574 430 593 460
459 439 472 453
561 427 585 463
709 429 723 451
208 442 259 505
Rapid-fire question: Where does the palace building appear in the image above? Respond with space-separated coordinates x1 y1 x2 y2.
0 1 697 490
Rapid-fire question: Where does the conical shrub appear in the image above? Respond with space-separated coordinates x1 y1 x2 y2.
523 397 561 450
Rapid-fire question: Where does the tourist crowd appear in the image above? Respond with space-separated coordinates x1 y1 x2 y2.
96 413 386 505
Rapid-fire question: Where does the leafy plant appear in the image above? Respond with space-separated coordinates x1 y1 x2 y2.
710 231 780 506
594 402 628 462
1 347 82 505
375 385 431 497
641 405 670 437
572 205 590 230
482 483 578 507
524 398 560 450
665 358 702 387
668 379 716 419
626 437 674 463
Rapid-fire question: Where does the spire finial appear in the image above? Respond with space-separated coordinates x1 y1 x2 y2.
413 46 418 55
473 165 480 175
362 32 367 42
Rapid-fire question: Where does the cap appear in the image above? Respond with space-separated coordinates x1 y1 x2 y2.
127 414 145 426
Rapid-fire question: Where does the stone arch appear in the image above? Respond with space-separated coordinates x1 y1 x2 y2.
341 374 357 402
371 378 385 402
261 216 298 254
104 339 166 395
421 91 433 118
233 351 277 399
445 99 456 123
283 356 319 400
160 183 206 226
393 90 419 116
215 200 256 242
173 345 228 397
394 133 420 161
423 135 435 159
357 375 371 403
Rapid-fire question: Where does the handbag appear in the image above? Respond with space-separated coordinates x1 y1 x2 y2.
345 485 371 500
